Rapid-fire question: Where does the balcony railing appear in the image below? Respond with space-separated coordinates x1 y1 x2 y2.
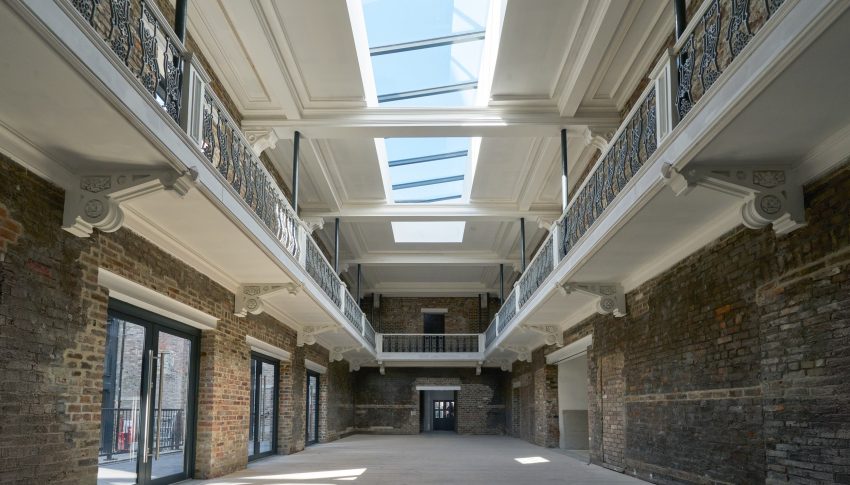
63 0 375 351
676 0 787 121
381 334 480 353
481 0 790 352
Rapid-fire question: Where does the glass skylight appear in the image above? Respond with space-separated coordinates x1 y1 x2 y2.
361 0 491 203
391 221 466 243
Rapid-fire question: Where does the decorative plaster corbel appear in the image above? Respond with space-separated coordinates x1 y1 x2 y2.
584 126 616 152
535 216 556 231
245 129 279 156
234 282 301 317
296 325 337 347
501 345 531 363
520 323 564 347
330 346 360 362
499 359 513 372
301 217 325 234
63 168 197 237
560 282 626 317
661 164 805 235
349 359 362 372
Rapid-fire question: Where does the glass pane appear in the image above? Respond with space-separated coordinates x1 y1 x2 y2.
98 317 145 485
307 375 318 443
389 156 467 186
372 41 483 98
393 180 464 203
258 362 276 454
150 331 192 481
363 0 489 47
248 359 257 457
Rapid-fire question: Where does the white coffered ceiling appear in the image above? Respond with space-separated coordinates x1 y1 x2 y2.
179 0 673 295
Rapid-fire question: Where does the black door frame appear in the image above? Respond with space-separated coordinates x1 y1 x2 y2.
106 299 201 485
248 352 279 461
305 370 320 446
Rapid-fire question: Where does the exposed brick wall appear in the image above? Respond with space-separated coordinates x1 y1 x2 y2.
508 348 559 448
377 296 499 334
326 361 355 440
0 153 352 482
353 368 507 435
556 160 850 484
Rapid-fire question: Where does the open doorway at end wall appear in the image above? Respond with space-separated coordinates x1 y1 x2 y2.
558 353 590 454
419 390 457 433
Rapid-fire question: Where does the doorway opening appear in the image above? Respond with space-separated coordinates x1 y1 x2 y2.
557 354 590 453
305 370 320 445
248 353 278 461
419 390 457 433
97 300 199 485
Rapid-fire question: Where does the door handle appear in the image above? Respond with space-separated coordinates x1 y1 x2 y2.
155 351 165 459
142 349 154 464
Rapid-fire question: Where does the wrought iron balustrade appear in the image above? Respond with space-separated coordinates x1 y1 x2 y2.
518 232 554 307
676 0 787 120
70 0 184 123
561 86 659 259
305 236 341 307
363 319 377 348
99 407 184 460
200 92 300 259
497 290 517 334
484 318 499 348
343 291 363 333
381 334 480 353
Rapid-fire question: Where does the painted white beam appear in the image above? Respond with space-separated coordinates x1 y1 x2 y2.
300 204 562 221
241 108 620 139
345 253 517 266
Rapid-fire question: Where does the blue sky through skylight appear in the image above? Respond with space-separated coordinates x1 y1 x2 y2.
362 0 491 203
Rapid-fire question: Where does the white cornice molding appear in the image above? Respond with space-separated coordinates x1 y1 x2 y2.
246 335 292 362
301 204 561 221
98 268 219 330
305 359 327 374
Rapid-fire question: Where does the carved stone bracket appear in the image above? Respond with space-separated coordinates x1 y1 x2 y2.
330 345 360 362
234 282 301 317
662 164 805 235
64 169 197 237
520 323 564 347
378 361 386 375
497 359 513 372
560 282 626 317
349 359 365 372
476 361 484 376
301 217 325 234
297 325 337 347
584 126 617 152
500 345 531 363
535 216 556 231
245 129 279 156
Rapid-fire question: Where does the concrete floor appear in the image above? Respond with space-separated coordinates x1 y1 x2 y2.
185 433 643 485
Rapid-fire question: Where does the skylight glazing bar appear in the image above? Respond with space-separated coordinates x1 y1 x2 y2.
370 31 486 56
395 194 463 204
392 175 464 190
378 82 477 103
388 150 468 167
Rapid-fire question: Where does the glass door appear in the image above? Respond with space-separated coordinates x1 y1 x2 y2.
305 371 320 445
248 353 278 460
98 302 198 485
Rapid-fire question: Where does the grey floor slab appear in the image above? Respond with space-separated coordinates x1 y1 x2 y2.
184 433 644 485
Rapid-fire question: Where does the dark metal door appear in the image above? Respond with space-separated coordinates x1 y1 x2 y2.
433 400 455 431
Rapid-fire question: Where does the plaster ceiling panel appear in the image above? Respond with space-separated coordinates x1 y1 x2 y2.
183 0 278 112
470 138 536 201
490 0 585 101
581 0 670 110
367 265 493 285
323 139 386 202
266 140 324 208
270 0 366 103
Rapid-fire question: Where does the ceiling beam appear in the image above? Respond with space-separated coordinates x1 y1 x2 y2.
370 31 486 56
300 204 562 221
241 108 621 138
345 253 518 266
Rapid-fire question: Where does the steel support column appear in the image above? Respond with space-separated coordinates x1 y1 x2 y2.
520 217 526 273
561 128 569 211
174 0 188 42
292 131 301 215
334 217 340 273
